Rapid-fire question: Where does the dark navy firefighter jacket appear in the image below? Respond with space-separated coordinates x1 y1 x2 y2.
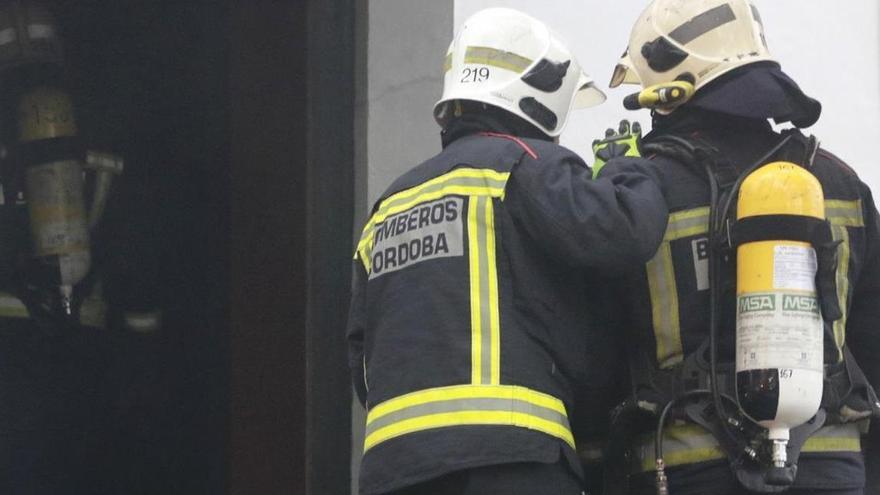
346 117 668 494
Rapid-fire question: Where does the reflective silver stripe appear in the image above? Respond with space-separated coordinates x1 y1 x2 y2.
464 46 533 73
476 196 494 384
647 207 709 368
669 4 737 45
365 396 569 436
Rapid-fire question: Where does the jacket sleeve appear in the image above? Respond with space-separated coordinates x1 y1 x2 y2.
845 183 880 493
503 147 668 274
346 258 368 408
846 183 880 391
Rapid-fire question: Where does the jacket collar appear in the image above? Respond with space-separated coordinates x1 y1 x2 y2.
441 110 552 149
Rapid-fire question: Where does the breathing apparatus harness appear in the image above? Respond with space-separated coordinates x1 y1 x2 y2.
608 129 880 495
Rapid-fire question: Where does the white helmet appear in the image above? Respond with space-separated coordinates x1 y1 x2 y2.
610 0 774 91
434 8 605 137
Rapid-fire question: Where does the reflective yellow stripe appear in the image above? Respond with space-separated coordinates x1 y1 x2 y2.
464 46 533 73
648 243 682 368
647 207 709 368
802 423 862 453
825 199 864 227
468 196 501 384
364 384 573 452
826 199 861 363
443 52 452 73
634 424 724 472
468 196 483 383
831 225 850 362
634 423 862 472
374 169 509 221
354 169 510 272
664 207 710 241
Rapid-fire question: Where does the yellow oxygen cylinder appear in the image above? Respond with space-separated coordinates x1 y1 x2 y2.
18 86 90 315
735 161 825 471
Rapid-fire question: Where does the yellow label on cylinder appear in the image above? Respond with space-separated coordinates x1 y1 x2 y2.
18 87 77 143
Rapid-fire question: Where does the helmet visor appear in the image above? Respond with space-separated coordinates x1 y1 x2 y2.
573 74 607 109
609 51 641 88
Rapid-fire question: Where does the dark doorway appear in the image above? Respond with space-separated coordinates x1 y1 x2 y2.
1 1 356 493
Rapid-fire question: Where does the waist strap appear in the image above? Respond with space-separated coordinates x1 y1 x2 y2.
631 422 863 473
364 384 574 452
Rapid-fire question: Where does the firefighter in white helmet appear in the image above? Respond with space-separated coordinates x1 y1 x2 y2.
594 1 880 494
347 7 668 495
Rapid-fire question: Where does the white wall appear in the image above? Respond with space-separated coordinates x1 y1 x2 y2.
455 0 880 196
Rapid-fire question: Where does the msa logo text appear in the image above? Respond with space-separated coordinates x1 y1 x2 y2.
739 294 775 314
781 295 819 314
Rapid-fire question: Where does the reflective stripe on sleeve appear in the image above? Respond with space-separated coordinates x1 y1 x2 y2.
364 384 574 452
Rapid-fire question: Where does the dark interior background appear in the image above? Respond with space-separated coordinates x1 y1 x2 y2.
12 1 356 493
